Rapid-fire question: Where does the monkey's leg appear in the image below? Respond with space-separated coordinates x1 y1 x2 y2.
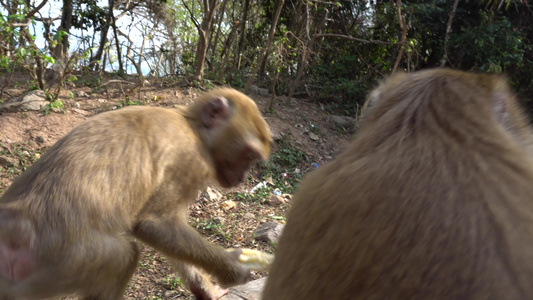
133 214 248 287
80 238 140 300
8 233 139 300
170 259 229 300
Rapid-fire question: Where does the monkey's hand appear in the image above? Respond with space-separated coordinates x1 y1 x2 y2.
229 248 275 272
217 248 252 287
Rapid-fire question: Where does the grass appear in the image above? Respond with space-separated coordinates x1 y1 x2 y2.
0 141 45 193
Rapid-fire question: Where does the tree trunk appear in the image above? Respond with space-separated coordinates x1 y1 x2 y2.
217 20 239 81
288 35 316 99
288 3 329 98
210 0 228 60
21 29 45 90
391 0 406 74
90 0 115 71
111 13 124 75
193 0 220 82
51 0 72 60
244 0 284 93
268 43 284 112
47 0 72 81
440 0 459 67
235 0 250 69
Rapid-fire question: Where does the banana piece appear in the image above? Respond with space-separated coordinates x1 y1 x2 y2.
230 248 275 272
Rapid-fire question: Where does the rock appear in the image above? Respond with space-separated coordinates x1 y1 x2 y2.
35 136 45 144
253 221 284 244
72 108 90 116
249 85 260 95
267 195 285 207
243 212 255 219
221 277 267 300
162 290 181 299
330 115 356 128
249 85 269 96
0 156 16 167
221 200 237 211
309 133 319 141
205 187 223 201
75 91 89 98
0 90 48 112
213 217 225 225
258 88 269 96
289 98 299 106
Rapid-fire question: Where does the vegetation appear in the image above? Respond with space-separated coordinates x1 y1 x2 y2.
1 0 531 116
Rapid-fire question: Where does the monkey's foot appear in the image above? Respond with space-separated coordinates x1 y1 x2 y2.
213 285 230 299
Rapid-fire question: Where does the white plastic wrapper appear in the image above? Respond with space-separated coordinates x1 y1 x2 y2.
229 248 275 272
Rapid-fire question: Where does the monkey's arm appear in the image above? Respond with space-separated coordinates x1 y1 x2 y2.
133 215 249 287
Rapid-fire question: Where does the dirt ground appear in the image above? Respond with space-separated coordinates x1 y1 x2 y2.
0 73 353 299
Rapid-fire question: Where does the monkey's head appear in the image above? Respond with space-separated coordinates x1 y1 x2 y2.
358 69 533 155
189 88 272 188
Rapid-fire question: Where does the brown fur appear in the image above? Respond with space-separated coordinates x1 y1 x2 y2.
0 88 271 300
263 69 533 300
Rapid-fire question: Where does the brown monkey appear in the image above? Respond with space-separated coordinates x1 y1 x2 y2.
263 69 533 300
0 88 272 300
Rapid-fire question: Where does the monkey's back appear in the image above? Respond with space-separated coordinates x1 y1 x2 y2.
0 106 212 242
264 69 533 300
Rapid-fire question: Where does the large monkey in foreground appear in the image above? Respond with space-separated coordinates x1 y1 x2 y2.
263 69 533 299
0 88 272 300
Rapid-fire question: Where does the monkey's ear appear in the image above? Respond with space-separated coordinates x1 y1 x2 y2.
490 77 511 121
491 92 508 123
365 89 380 113
201 96 230 128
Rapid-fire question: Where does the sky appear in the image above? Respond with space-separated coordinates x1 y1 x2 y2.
2 0 163 75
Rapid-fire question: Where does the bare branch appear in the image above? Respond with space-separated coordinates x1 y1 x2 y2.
313 33 401 45
305 0 310 41
182 0 201 30
116 28 142 74
26 0 49 19
309 0 341 5
392 0 407 74
115 3 140 19
10 20 33 27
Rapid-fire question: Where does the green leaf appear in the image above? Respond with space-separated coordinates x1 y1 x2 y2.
0 57 9 68
43 56 55 64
